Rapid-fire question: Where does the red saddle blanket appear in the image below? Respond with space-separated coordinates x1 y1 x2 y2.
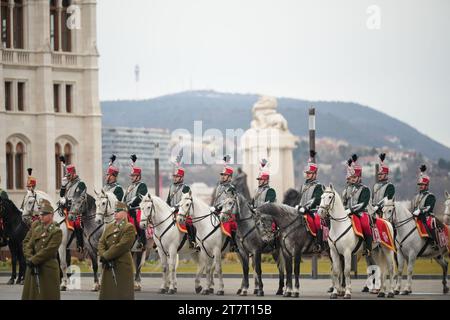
65 209 81 231
374 218 396 252
221 215 237 238
303 214 322 237
176 215 192 234
416 218 450 251
415 217 434 238
350 213 372 239
127 209 142 232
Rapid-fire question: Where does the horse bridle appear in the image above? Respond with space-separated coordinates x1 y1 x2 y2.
318 190 348 222
96 194 114 222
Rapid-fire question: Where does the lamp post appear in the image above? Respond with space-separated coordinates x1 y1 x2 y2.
309 108 319 279
150 142 160 197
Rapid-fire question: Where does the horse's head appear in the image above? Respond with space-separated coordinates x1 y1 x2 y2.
219 193 238 223
177 192 193 224
282 188 301 207
444 191 450 225
318 184 337 219
21 190 38 225
381 198 396 222
139 193 154 230
94 190 115 225
69 192 87 221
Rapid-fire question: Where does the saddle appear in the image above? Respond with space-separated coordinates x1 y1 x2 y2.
303 213 322 237
64 208 81 231
127 209 142 232
221 220 237 238
415 216 434 238
176 215 193 234
416 217 450 250
351 214 396 252
350 213 372 239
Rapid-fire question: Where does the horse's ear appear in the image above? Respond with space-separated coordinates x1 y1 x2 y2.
445 190 450 198
94 189 99 196
329 183 334 191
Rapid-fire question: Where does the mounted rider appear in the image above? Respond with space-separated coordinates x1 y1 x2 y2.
124 155 148 250
102 155 124 202
372 153 396 217
251 159 276 208
59 161 86 252
167 164 199 251
342 154 373 257
20 169 38 221
0 175 9 246
211 156 238 252
296 151 324 252
412 165 438 250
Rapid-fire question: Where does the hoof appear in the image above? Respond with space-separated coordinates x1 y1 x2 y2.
208 288 214 294
60 286 67 292
7 278 15 285
195 286 202 294
253 289 258 295
387 292 395 298
91 284 100 292
15 278 23 285
256 290 264 297
370 289 380 295
201 289 209 296
338 291 345 297
394 290 400 295
167 289 176 295
134 286 142 292
276 288 284 295
239 290 248 297
216 290 224 296
444 286 449 294
283 291 292 298
158 288 167 294
327 287 334 293
377 292 386 298
344 294 352 299
330 293 338 299
293 292 300 298
400 290 411 295
236 289 242 295
361 286 369 293
174 288 178 293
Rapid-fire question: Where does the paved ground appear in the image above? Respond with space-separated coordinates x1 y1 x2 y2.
1 276 449 300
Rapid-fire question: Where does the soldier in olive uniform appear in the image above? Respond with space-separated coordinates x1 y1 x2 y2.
22 199 62 300
342 155 373 256
372 153 395 217
124 156 148 250
296 151 324 252
98 201 136 300
102 158 125 202
412 165 438 250
167 167 199 251
59 164 86 252
211 165 238 251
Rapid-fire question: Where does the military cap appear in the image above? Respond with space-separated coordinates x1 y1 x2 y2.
38 199 54 215
115 201 128 213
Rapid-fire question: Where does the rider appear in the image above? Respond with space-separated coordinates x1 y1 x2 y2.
342 154 373 257
21 168 38 221
296 151 325 252
372 153 395 217
102 155 124 202
0 175 9 246
251 171 276 208
211 160 238 252
124 155 148 250
166 166 199 251
59 164 86 253
412 165 438 250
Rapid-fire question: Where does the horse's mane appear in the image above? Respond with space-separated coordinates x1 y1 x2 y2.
150 194 171 211
2 198 22 218
257 202 298 220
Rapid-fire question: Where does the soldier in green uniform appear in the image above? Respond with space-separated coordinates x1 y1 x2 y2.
59 164 86 252
22 199 62 300
251 159 276 208
412 165 438 250
124 155 148 250
372 153 395 217
98 201 136 300
102 155 125 201
296 151 324 252
342 155 372 256
167 167 199 251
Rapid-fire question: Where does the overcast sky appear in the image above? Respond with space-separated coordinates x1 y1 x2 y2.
97 0 450 148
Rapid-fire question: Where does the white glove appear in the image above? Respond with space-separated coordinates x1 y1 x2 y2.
344 209 351 215
170 207 176 213
373 206 379 213
413 209 421 217
210 206 217 213
59 197 66 206
299 207 306 214
61 177 68 187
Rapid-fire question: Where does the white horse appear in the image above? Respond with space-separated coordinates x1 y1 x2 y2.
140 193 189 294
381 198 449 295
21 190 73 291
444 191 450 226
177 192 225 295
318 185 395 299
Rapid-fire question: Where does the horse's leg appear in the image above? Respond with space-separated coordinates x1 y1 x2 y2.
434 254 449 294
8 243 17 285
293 251 301 298
343 252 353 299
273 248 285 295
134 251 143 291
254 251 264 297
59 229 69 291
394 252 404 295
91 252 100 292
17 245 26 284
194 252 205 294
159 253 169 294
283 250 293 297
167 249 177 294
215 247 225 296
202 256 213 295
381 249 395 298
329 249 341 299
236 250 249 296
401 253 416 295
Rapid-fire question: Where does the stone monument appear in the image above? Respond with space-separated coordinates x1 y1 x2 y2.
241 96 299 199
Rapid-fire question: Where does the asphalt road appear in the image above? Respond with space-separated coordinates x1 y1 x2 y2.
1 276 449 300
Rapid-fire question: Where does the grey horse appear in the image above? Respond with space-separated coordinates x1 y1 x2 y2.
220 192 285 297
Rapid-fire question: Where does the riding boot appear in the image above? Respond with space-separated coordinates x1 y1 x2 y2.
363 235 373 258
75 228 84 253
137 228 147 250
187 224 200 252
314 228 323 253
230 231 238 252
423 217 439 249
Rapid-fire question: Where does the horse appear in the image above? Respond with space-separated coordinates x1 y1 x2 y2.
68 192 102 291
318 185 395 299
444 191 450 226
177 191 225 295
0 197 27 285
140 193 189 294
21 189 80 290
94 190 154 291
381 198 449 295
219 192 285 297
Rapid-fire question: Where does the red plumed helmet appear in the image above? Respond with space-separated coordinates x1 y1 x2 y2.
418 165 430 185
130 167 142 176
107 166 119 175
221 166 234 176
378 153 389 175
173 168 185 177
257 172 270 181
66 165 76 176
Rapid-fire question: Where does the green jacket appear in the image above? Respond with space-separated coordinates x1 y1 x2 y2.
0 188 9 200
98 219 136 300
22 221 62 300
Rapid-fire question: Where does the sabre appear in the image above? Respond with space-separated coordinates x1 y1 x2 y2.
33 266 41 295
109 261 118 287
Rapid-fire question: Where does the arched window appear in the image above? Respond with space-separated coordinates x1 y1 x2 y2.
49 0 59 51
15 142 24 189
13 0 23 49
61 0 72 52
6 142 13 190
64 143 72 165
55 143 62 189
